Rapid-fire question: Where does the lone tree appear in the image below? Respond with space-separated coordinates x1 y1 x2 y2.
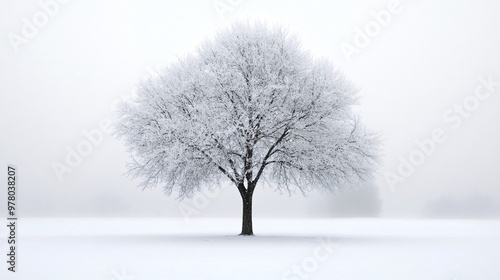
115 22 379 235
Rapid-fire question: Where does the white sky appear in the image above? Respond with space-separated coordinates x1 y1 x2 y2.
1 0 500 218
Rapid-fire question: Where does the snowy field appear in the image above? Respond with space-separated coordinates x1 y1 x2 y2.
1 218 500 280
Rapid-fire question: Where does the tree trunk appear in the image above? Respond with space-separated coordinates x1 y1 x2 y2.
240 192 254 235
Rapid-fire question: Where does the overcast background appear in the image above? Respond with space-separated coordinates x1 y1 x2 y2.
1 0 500 219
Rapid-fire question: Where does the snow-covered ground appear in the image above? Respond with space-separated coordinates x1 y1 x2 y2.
1 218 500 280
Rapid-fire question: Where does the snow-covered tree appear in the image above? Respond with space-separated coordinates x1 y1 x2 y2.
115 22 379 235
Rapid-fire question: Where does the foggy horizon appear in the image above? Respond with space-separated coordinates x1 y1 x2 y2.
1 0 500 220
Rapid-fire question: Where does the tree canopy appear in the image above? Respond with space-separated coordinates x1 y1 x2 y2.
115 22 379 200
